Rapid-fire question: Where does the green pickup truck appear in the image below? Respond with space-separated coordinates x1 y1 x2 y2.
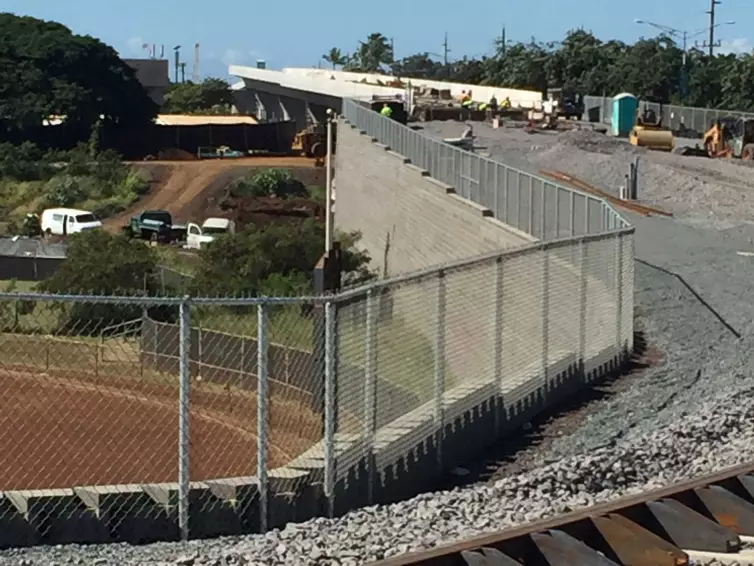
123 210 187 243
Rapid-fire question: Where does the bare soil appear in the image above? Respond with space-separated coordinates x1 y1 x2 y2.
0 366 321 490
105 156 325 228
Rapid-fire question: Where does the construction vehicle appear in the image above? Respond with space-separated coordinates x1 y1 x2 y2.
702 117 754 160
629 103 674 152
291 123 333 166
546 88 584 120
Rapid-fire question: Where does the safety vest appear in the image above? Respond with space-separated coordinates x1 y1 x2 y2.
380 106 393 117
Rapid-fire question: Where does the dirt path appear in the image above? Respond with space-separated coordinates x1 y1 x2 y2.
105 156 320 229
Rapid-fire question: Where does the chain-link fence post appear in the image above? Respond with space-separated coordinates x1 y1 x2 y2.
323 299 336 517
178 296 191 541
615 233 624 361
257 303 269 532
541 250 550 393
494 256 504 434
434 269 446 471
363 289 377 505
584 198 590 234
578 240 588 373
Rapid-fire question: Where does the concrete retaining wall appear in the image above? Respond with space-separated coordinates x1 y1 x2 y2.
334 120 535 277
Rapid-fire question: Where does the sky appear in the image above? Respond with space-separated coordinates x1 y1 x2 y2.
3 0 753 80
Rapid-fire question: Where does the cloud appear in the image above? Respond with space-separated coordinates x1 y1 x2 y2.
717 38 752 55
125 36 148 56
221 48 265 66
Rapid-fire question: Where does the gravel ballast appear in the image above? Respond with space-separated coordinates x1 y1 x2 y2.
3 386 754 566
419 121 754 231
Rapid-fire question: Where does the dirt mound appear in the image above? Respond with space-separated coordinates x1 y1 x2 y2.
155 148 196 161
207 196 324 228
555 129 645 155
105 156 323 229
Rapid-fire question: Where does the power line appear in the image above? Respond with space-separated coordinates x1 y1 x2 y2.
702 0 722 56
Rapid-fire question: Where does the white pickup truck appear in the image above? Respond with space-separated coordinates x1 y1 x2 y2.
185 217 236 249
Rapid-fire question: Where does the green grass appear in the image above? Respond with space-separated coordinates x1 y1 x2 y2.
154 247 202 277
196 305 314 351
0 166 147 224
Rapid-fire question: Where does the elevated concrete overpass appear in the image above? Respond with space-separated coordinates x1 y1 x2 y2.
230 65 407 130
229 65 543 130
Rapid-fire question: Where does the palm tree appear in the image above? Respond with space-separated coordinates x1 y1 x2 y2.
322 48 346 69
355 33 394 72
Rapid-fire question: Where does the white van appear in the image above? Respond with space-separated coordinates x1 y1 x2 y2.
40 208 103 236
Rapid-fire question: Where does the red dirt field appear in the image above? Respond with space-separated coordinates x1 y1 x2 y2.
104 156 325 228
0 368 322 490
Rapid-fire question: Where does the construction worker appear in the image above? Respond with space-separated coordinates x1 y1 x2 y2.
461 92 473 109
380 103 393 118
501 96 511 110
488 94 498 111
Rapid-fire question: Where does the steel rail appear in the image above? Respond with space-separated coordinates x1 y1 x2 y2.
368 461 754 566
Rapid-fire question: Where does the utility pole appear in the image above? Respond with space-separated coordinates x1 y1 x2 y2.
501 25 507 56
705 0 722 56
173 45 181 84
442 32 450 73
192 43 200 83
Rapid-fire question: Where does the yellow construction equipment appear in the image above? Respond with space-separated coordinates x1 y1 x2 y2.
292 125 328 166
629 103 674 152
702 117 754 160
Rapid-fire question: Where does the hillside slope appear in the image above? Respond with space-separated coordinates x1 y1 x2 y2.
104 157 323 229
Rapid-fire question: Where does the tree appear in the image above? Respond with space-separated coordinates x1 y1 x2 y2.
161 78 235 114
0 13 157 134
331 29 754 111
39 230 164 333
41 231 156 296
345 33 394 73
391 53 444 79
322 48 347 70
192 220 373 297
230 168 308 199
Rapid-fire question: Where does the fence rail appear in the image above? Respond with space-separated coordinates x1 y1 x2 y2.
583 95 754 137
341 98 629 239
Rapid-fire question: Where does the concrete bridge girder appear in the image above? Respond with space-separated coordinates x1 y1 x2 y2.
235 78 341 130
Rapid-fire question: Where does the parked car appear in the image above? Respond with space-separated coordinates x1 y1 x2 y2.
124 210 186 243
186 218 236 249
40 208 102 236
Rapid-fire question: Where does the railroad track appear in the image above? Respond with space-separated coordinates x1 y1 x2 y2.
540 169 673 218
369 462 754 566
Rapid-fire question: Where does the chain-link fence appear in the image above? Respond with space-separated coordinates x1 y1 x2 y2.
0 293 322 542
0 227 633 541
583 95 754 137
333 231 633 505
0 95 635 545
341 99 629 238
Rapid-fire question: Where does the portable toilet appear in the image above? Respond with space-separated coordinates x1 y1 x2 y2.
612 93 638 137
